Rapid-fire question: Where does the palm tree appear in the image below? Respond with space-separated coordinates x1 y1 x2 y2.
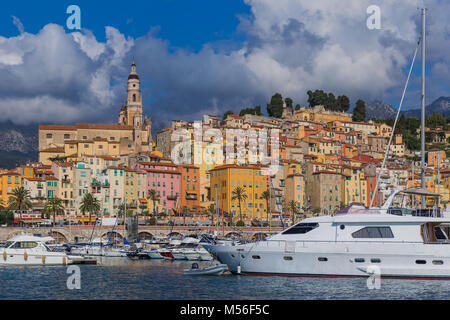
44 197 65 227
205 204 216 226
180 206 189 226
231 186 248 223
287 200 299 225
79 193 101 225
8 187 32 223
261 190 271 227
147 189 158 217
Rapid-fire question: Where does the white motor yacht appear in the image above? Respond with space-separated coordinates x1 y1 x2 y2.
212 189 450 279
0 235 73 266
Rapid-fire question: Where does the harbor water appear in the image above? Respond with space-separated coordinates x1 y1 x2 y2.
1 258 449 300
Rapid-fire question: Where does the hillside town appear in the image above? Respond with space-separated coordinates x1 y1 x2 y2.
1 62 449 227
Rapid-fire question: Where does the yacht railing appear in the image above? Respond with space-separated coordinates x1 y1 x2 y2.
387 207 442 217
256 240 425 246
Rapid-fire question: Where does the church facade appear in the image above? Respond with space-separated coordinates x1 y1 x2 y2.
38 62 152 165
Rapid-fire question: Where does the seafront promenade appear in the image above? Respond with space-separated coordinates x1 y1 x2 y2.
0 225 283 243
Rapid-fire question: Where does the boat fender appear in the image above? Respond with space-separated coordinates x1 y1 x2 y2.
42 256 46 264
63 256 66 265
237 265 241 274
2 251 6 260
24 252 28 261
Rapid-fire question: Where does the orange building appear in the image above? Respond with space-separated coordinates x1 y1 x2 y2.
178 164 200 212
0 170 22 205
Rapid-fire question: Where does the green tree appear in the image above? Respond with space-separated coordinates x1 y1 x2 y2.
44 197 65 227
205 203 216 226
307 89 328 107
406 117 420 132
0 209 14 226
286 200 299 225
8 187 32 222
426 112 446 129
223 110 234 120
235 220 245 227
337 95 350 112
240 105 263 116
327 93 337 111
79 193 101 225
267 93 284 118
295 104 301 110
231 186 248 222
147 189 158 217
285 97 293 111
261 191 271 226
352 99 366 122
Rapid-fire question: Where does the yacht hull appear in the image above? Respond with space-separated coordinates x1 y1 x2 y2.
0 251 72 266
213 241 450 279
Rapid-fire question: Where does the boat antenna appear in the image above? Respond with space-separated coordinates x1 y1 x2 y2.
369 37 421 208
420 7 427 209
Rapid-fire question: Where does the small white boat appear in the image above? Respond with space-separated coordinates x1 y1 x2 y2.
147 249 164 259
0 234 72 266
183 263 229 276
102 246 131 257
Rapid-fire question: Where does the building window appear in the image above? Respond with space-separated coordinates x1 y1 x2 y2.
46 134 52 139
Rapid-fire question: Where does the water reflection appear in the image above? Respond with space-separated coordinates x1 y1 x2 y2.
1 258 449 300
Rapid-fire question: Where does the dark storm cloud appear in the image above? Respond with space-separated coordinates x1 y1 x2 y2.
0 0 448 132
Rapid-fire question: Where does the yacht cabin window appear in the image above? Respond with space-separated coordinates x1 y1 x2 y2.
351 227 394 239
7 241 38 249
434 227 448 241
282 223 319 235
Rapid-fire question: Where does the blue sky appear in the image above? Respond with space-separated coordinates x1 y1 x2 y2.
0 1 448 131
1 1 250 50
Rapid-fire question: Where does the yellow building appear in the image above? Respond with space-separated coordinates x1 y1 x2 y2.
294 105 352 124
285 173 305 210
124 169 137 208
210 164 268 221
341 166 367 206
0 170 22 205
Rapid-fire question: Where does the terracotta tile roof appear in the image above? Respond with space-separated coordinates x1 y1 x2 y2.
39 125 77 131
75 124 134 130
40 147 65 153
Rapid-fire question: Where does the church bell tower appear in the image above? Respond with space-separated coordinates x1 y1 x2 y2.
126 61 143 127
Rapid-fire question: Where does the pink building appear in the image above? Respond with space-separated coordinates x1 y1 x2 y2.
138 162 181 214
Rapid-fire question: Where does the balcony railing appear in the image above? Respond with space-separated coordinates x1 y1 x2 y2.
186 194 197 200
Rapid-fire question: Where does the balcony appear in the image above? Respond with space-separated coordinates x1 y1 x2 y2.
37 184 44 189
91 180 102 187
186 192 198 200
167 195 178 201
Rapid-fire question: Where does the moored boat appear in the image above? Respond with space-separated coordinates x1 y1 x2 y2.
0 234 73 266
183 263 229 276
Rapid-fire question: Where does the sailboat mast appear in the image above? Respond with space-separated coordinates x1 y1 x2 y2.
420 8 427 209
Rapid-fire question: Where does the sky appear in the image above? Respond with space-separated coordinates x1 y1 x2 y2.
0 0 449 133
